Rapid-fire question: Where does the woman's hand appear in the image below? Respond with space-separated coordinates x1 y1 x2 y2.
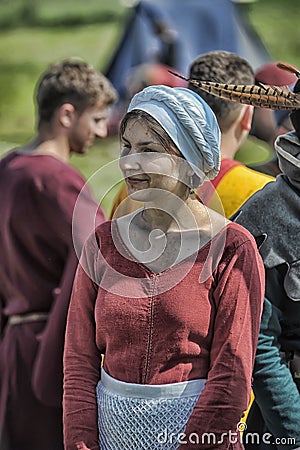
76 442 91 450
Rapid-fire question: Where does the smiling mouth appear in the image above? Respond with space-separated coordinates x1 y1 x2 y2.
127 176 149 184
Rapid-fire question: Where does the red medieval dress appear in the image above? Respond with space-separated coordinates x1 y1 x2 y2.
63 219 264 450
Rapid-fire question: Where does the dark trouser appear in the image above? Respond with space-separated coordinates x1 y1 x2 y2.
0 322 64 450
2 402 63 450
243 401 276 449
0 425 11 450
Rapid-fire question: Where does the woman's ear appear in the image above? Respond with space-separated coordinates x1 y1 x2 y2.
186 167 203 190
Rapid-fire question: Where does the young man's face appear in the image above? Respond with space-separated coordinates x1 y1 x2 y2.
69 103 109 154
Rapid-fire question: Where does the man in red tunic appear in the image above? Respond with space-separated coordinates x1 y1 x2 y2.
0 59 117 450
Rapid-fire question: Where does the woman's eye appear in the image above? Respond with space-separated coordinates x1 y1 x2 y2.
143 148 157 153
120 146 130 156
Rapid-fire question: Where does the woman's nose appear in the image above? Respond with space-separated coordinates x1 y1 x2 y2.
119 152 142 172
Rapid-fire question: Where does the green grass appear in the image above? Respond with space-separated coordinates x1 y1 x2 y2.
0 0 124 28
246 0 300 68
0 23 121 139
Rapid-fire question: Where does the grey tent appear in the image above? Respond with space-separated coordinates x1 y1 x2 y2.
105 0 270 99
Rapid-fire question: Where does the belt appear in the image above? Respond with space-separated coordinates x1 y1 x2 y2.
100 368 206 399
8 312 49 326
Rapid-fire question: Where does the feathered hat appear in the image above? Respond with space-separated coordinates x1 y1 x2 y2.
169 63 300 136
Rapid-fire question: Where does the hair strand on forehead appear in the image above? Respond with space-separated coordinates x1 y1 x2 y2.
120 109 181 156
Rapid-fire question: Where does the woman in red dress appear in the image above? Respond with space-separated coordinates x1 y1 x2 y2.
63 85 264 450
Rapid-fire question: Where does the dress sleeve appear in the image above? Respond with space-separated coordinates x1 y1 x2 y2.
181 236 264 450
253 296 300 448
63 238 102 450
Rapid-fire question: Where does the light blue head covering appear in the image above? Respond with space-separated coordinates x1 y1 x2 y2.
127 85 221 180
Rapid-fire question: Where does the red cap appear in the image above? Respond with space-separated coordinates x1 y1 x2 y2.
255 62 298 86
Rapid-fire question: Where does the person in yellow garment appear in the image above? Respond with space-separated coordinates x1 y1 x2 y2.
110 51 274 220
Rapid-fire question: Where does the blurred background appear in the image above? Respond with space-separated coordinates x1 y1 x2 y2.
0 0 299 213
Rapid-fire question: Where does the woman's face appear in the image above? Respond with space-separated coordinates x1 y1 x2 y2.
119 118 191 203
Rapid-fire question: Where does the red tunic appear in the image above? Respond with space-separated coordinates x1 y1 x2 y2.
63 220 264 450
0 151 105 450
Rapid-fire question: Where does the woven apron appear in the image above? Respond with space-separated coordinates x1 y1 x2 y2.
97 369 206 450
